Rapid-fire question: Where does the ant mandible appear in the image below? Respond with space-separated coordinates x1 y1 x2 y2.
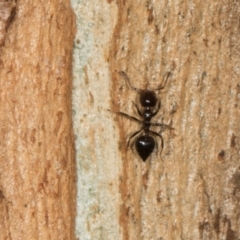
115 71 173 162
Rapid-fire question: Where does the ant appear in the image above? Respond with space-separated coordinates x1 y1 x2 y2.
113 71 173 162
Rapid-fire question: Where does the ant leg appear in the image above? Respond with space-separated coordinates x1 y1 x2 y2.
132 101 143 118
154 72 171 91
118 71 142 92
154 117 164 133
127 129 143 149
110 111 142 123
159 117 165 134
150 121 174 131
152 101 161 117
150 130 164 156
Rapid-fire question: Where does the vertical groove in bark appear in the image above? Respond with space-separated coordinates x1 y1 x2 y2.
110 0 240 239
0 1 76 239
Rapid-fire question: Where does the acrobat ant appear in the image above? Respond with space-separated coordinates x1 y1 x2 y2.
114 71 173 162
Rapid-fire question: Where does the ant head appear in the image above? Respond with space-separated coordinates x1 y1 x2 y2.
140 90 157 107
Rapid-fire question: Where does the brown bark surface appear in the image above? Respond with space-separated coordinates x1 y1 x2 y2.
0 1 76 239
110 0 240 239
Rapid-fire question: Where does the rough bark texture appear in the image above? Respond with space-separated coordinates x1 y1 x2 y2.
73 0 240 239
0 1 76 239
110 0 240 239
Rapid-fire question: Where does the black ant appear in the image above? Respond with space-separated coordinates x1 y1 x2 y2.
113 71 173 162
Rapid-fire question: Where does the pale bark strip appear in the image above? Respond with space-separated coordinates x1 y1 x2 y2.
110 0 240 239
0 1 76 239
72 1 121 239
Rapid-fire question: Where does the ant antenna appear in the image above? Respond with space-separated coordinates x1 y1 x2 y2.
117 71 142 93
154 71 171 91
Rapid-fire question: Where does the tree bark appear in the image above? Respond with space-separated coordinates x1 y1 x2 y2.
73 0 240 239
0 1 76 239
111 1 240 239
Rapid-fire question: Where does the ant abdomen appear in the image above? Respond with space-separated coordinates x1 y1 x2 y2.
135 135 155 161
